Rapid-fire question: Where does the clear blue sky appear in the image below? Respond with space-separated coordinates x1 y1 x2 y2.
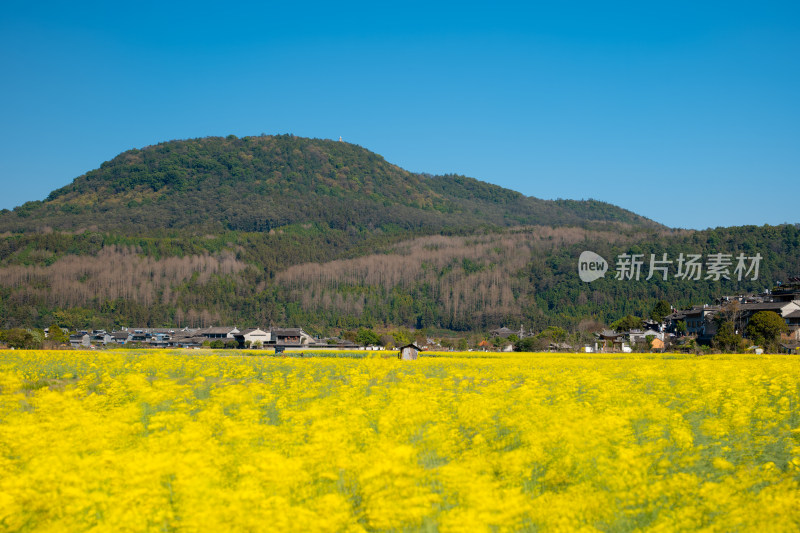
1 1 798 229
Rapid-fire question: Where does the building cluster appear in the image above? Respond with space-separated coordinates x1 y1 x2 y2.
55 282 800 354
66 326 355 351
487 281 800 354
599 281 800 353
666 280 800 347
594 325 666 353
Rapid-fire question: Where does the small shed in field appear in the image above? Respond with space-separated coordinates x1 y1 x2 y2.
398 343 422 360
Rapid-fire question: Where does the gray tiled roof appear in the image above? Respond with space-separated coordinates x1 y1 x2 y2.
201 326 238 334
273 328 304 335
738 302 795 311
237 328 269 335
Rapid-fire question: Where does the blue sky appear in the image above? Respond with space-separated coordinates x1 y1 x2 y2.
1 1 797 229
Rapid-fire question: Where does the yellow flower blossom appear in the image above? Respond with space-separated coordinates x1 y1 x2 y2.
1 349 799 531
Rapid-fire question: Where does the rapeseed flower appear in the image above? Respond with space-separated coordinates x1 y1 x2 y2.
1 350 799 530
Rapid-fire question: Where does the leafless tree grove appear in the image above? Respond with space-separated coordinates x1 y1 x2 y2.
0 245 246 308
276 226 630 320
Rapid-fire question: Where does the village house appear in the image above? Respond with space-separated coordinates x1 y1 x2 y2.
90 330 113 345
785 310 800 340
779 341 800 354
233 328 271 348
770 278 800 302
626 329 665 344
69 332 90 348
679 306 718 337
490 327 516 338
109 327 182 347
665 305 721 343
198 327 240 340
149 332 171 348
110 331 130 344
594 330 630 352
271 327 314 346
665 281 800 344
732 301 800 342
128 330 149 344
168 330 206 348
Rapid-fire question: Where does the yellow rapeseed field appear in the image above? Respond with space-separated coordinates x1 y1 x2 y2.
1 350 799 532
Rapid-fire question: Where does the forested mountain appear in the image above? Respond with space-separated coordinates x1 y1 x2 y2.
0 135 658 234
0 135 797 333
274 224 800 332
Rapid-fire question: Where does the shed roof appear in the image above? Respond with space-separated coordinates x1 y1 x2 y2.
399 343 422 350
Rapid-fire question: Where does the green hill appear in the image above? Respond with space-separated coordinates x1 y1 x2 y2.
0 135 796 334
0 135 660 234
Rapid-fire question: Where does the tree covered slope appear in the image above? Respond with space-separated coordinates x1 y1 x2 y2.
0 135 660 234
0 135 796 333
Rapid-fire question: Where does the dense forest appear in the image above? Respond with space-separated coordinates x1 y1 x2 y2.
0 135 657 234
0 135 797 334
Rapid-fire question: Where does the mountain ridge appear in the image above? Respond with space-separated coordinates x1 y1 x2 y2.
2 135 797 334
0 134 662 234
